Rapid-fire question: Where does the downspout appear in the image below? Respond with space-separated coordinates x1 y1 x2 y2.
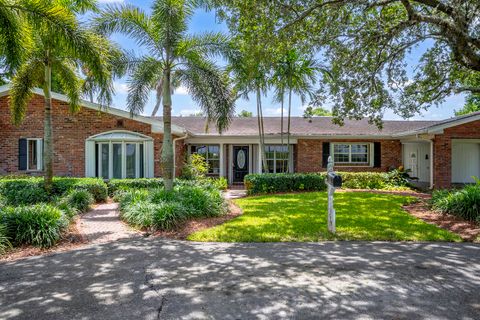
429 139 434 189
173 132 189 180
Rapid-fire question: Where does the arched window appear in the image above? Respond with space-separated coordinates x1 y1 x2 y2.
85 131 154 179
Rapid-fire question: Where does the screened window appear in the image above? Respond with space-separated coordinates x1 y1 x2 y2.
96 142 145 179
333 143 369 164
27 139 42 171
264 145 290 173
190 145 220 175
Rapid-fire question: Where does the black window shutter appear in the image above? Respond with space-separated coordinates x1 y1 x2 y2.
322 142 330 168
373 142 381 168
19 139 27 170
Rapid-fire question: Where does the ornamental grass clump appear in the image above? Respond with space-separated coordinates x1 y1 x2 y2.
431 184 480 222
64 189 94 213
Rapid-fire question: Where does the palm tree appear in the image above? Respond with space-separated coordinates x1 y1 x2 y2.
0 0 87 70
275 49 318 154
9 1 114 192
228 51 269 171
94 0 235 190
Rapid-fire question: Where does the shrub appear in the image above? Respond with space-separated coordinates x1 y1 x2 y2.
176 185 226 218
121 201 157 229
244 173 327 195
431 184 480 222
55 198 79 220
153 201 188 230
2 204 67 248
108 178 164 196
182 153 209 180
114 189 150 211
0 223 12 254
0 179 49 205
0 177 107 205
338 172 389 189
64 189 94 213
205 177 228 191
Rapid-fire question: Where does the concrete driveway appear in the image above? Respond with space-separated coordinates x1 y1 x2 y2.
0 238 479 320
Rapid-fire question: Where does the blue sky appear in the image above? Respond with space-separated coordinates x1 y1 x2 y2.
98 0 465 120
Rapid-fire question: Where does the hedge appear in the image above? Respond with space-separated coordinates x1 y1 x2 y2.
244 171 411 195
0 177 108 205
244 173 327 195
107 178 164 196
431 184 480 222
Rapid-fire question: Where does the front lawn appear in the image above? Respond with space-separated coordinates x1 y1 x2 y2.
188 192 461 242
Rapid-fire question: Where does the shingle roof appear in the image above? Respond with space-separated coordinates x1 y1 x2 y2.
155 116 440 137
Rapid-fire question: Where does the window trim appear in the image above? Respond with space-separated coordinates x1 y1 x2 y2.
263 144 293 173
26 138 43 172
189 144 221 176
331 142 374 167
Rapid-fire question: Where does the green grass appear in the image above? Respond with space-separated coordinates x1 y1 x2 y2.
187 192 462 242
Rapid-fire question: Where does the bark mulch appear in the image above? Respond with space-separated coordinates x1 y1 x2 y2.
403 200 480 242
152 200 243 240
0 218 87 262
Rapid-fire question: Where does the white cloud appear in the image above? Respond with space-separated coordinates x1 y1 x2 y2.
174 85 189 95
264 107 286 116
177 108 201 116
113 82 129 94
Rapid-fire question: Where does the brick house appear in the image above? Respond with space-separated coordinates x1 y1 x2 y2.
1 85 480 189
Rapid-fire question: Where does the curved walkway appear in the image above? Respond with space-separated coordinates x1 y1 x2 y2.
77 203 138 244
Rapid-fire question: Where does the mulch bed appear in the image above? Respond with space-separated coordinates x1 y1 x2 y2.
152 200 243 240
0 218 88 262
403 200 480 242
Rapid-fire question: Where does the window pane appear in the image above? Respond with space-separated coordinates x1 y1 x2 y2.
28 140 37 170
334 154 349 163
208 160 220 174
113 143 122 179
351 154 368 163
139 144 144 178
351 144 367 154
126 144 136 178
196 146 207 155
276 160 288 173
334 144 349 154
265 160 275 173
101 144 109 179
208 145 219 159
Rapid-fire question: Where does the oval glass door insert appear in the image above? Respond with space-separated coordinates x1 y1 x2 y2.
237 150 246 169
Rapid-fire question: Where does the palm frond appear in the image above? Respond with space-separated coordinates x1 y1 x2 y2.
9 58 43 125
177 32 236 61
126 57 164 116
54 61 82 113
0 0 29 69
92 4 160 56
178 55 234 133
151 0 192 50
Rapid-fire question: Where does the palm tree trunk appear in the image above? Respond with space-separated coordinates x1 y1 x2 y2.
151 79 163 117
43 62 53 192
256 87 268 172
280 90 284 147
287 87 292 172
161 69 174 191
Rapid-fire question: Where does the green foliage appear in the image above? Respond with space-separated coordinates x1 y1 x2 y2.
303 106 332 118
63 189 94 213
237 110 252 117
431 184 480 222
188 192 461 242
0 223 12 254
108 178 164 196
117 183 227 231
206 177 228 191
181 153 209 180
245 171 412 195
0 177 107 205
0 179 49 205
455 96 480 116
1 204 67 248
244 173 327 195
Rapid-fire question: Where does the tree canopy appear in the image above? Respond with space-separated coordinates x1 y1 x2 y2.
211 0 480 125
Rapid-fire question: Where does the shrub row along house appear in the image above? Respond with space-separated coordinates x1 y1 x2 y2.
1 85 479 189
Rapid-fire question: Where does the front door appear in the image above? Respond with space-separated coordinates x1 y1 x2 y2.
233 146 249 183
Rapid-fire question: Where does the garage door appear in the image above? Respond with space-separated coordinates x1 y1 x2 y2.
452 141 480 183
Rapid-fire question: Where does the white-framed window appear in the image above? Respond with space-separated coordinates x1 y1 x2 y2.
96 142 145 179
27 138 43 171
190 145 220 175
333 143 370 165
264 145 290 173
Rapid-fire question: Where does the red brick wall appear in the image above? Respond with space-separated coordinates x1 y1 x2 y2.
433 120 480 189
296 139 402 173
0 94 166 177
